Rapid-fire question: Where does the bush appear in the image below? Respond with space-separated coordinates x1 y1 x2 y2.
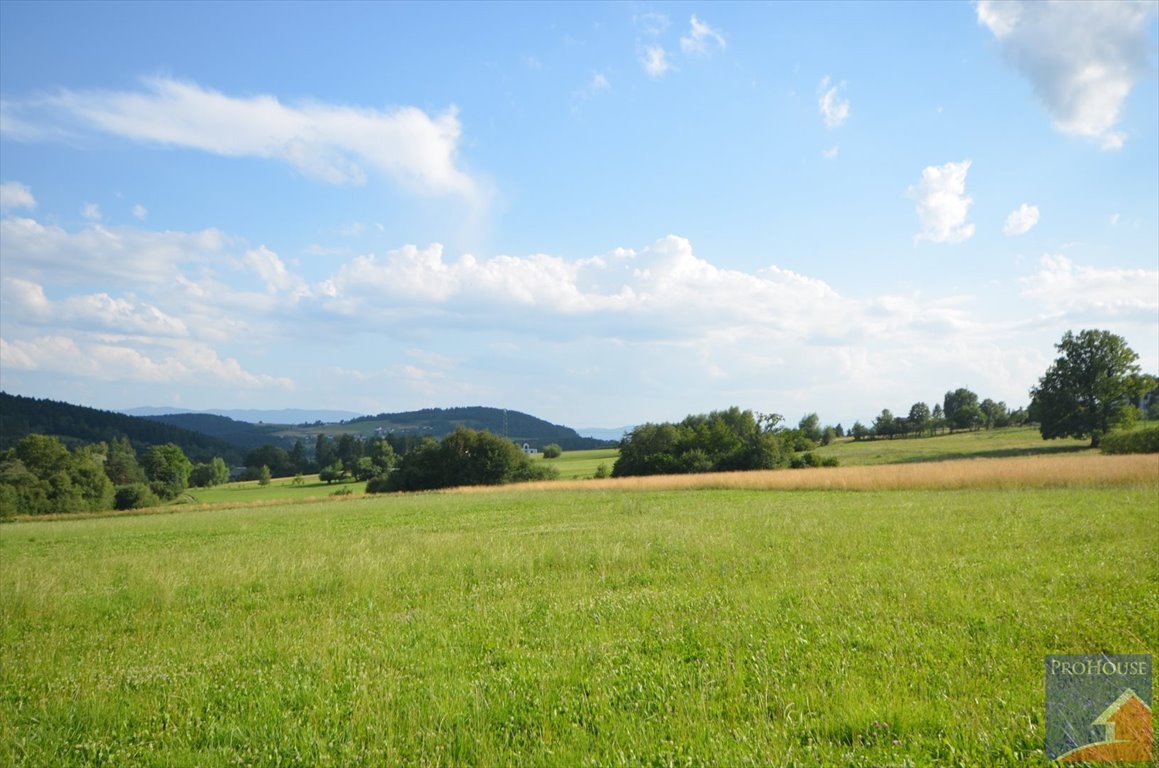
114 483 160 510
1099 426 1159 455
594 463 610 479
789 452 839 469
386 428 558 492
365 475 392 494
613 407 787 477
542 444 563 459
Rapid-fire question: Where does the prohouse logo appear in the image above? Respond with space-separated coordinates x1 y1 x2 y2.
1045 654 1152 762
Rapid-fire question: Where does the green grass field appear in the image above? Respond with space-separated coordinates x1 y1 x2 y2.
2 474 1156 766
530 447 619 479
182 475 365 506
814 425 1094 466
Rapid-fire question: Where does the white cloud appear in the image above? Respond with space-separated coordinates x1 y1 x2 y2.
318 235 844 343
642 46 671 78
817 76 850 128
906 160 975 244
0 181 36 211
243 245 308 295
1003 203 1040 236
1110 212 1121 226
0 334 291 389
3 76 480 198
132 203 147 220
0 215 227 284
81 202 101 221
1020 254 1159 317
976 0 1157 150
680 15 726 55
822 145 839 160
1 276 190 337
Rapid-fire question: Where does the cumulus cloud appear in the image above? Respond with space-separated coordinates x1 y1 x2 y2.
680 15 726 55
907 160 975 244
1003 203 1040 236
243 245 308 295
0 334 291 388
0 181 36 211
132 204 147 220
976 0 1157 150
81 202 101 221
642 46 671 77
818 76 850 128
317 235 845 343
0 215 226 284
1020 254 1159 317
2 76 479 198
822 145 839 160
1 276 189 337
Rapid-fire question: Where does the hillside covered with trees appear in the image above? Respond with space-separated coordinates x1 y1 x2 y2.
0 393 245 464
335 407 613 450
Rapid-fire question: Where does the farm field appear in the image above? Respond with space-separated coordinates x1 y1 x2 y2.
814 425 1094 466
530 447 619 479
2 459 1156 766
182 475 365 506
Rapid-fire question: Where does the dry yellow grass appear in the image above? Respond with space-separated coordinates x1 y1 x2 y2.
459 452 1159 494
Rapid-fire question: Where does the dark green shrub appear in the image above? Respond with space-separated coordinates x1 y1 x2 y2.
114 483 160 510
1100 426 1159 454
365 476 392 494
542 444 562 459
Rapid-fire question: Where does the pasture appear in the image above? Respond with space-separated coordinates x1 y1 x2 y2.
2 456 1155 766
814 425 1094 466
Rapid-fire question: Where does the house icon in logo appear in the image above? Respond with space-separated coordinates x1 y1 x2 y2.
1057 688 1152 763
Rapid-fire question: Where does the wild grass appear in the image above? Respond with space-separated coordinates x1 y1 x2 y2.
2 478 1156 766
485 453 1158 494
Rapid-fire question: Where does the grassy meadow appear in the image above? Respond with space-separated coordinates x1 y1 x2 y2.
2 455 1157 766
814 425 1094 466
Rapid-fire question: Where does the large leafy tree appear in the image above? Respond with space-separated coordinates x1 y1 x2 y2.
143 443 193 499
943 388 984 432
1030 329 1145 447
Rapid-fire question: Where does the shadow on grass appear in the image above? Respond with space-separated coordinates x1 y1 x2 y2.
896 444 1093 464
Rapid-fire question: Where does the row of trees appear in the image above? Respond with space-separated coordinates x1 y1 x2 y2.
0 435 231 517
847 389 1030 442
839 330 1155 448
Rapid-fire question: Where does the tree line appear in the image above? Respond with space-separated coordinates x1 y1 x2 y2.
2 329 1153 515
846 388 1030 442
612 407 837 478
0 435 219 517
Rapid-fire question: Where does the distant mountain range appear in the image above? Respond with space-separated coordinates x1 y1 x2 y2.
0 392 246 463
123 407 365 424
333 407 614 450
2 394 617 459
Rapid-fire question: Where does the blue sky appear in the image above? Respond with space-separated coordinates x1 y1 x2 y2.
1 1 1157 430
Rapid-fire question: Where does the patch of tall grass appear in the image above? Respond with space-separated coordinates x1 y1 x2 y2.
467 453 1157 494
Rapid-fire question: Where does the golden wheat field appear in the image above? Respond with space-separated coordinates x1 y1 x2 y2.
465 452 1159 494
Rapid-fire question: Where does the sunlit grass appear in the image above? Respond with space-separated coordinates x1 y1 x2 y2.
3 477 1156 766
815 425 1093 466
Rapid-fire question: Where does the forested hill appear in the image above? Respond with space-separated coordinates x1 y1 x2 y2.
0 392 245 463
139 413 292 452
345 407 615 450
